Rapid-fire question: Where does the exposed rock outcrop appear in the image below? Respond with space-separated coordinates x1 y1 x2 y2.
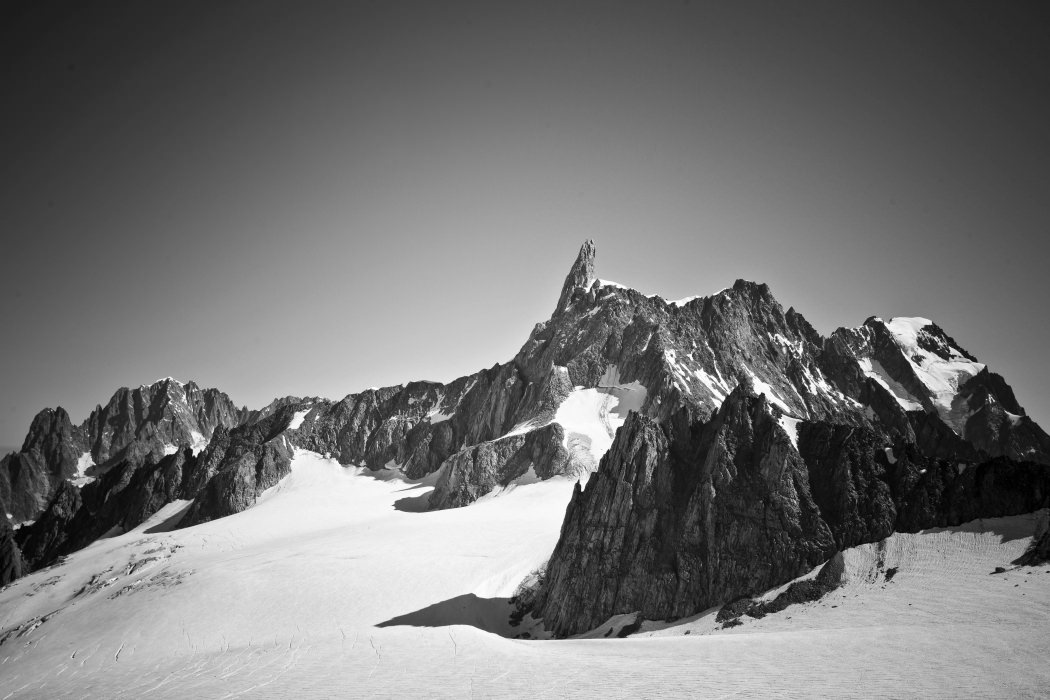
429 424 571 509
536 393 1050 636
0 495 24 585
84 378 244 463
0 379 244 529
797 422 896 550
537 387 836 637
0 408 87 523
179 414 294 527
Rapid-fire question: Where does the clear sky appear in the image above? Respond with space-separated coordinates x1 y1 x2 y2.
2 1 1049 449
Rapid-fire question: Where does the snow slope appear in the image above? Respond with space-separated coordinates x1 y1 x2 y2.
502 365 647 472
884 317 985 433
553 366 646 470
1 451 1048 698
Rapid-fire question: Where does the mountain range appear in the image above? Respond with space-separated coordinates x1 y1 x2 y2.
1 242 1048 695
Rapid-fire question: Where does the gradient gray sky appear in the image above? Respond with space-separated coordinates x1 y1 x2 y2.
2 1 1049 448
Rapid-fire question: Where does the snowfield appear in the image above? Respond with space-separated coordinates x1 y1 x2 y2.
1 450 1048 698
884 317 986 434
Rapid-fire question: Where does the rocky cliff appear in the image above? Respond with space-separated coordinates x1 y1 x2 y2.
536 387 836 636
535 383 1050 636
0 379 244 526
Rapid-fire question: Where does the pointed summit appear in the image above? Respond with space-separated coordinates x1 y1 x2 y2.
555 239 596 312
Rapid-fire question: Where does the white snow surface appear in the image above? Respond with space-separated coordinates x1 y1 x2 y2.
427 407 454 424
744 366 793 414
693 366 729 403
0 451 1048 697
884 317 985 434
777 415 801 450
188 430 209 455
70 451 96 488
287 410 310 431
857 357 924 411
553 366 647 471
145 377 184 388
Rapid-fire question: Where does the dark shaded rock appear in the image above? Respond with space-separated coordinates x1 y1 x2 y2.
537 371 1050 635
0 496 24 585
717 551 844 624
15 481 83 569
430 423 571 509
179 425 233 497
555 239 596 313
84 379 242 464
616 612 643 637
959 369 1050 464
179 415 294 527
1 379 242 532
1014 521 1050 567
798 423 896 549
536 386 836 637
15 448 198 571
891 454 1050 532
0 407 88 523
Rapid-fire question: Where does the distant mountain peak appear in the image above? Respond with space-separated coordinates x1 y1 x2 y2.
555 239 597 312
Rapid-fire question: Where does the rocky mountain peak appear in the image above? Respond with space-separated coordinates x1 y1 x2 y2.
21 407 75 454
555 239 596 312
730 278 772 299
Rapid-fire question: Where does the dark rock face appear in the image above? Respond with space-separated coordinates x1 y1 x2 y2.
429 424 570 509
84 378 243 464
16 448 197 571
0 379 243 529
716 552 846 625
537 388 836 637
0 408 87 524
15 481 83 570
180 414 294 527
536 389 1050 636
0 496 24 585
555 238 596 312
891 453 1050 532
797 423 896 550
16 413 300 571
1014 516 1050 566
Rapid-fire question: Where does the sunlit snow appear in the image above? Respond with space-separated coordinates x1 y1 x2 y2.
287 410 310 431
553 366 647 470
744 366 792 414
857 357 924 411
70 451 96 488
885 317 985 435
777 415 801 450
1 450 1046 697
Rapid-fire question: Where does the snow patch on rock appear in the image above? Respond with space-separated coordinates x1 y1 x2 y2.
777 415 801 450
885 317 985 434
744 366 792 414
287 410 310 431
70 451 96 488
857 357 924 411
553 366 647 470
